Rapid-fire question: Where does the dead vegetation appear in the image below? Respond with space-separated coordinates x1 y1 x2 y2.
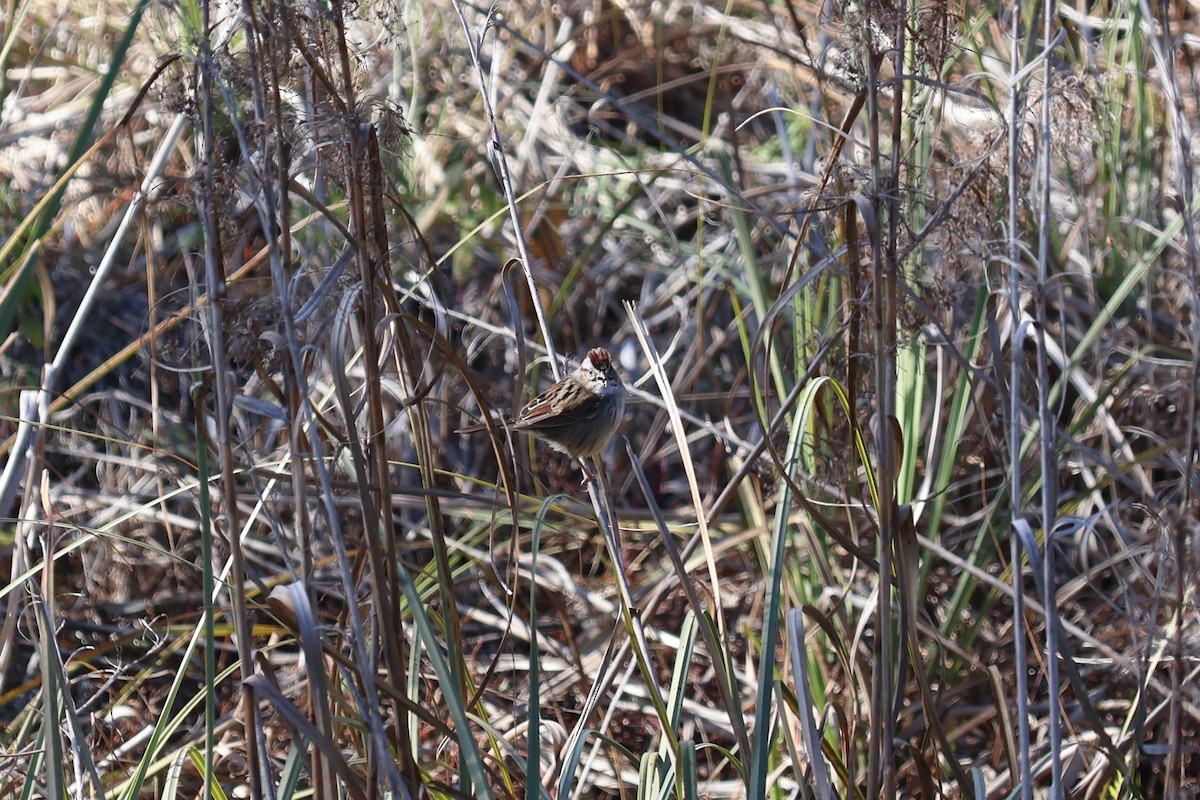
1 0 1199 797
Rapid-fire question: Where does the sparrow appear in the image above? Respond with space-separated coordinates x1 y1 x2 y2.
458 347 626 458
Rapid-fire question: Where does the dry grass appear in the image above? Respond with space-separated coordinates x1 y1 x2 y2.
1 0 1199 797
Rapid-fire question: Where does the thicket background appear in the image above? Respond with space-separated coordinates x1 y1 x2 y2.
1 0 1197 797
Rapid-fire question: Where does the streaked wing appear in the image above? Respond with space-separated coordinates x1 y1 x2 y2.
513 384 604 430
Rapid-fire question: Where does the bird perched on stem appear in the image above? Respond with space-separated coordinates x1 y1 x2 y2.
458 347 626 458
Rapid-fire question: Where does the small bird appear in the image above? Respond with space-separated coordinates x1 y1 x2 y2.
458 347 626 458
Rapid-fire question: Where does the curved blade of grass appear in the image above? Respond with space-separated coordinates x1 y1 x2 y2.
392 557 492 798
160 749 188 800
658 610 698 798
185 747 230 800
276 742 304 800
756 375 878 797
557 627 626 799
624 301 727 636
894 337 925 504
242 677 367 800
680 740 698 800
33 575 65 800
625 439 746 776
918 282 987 534
748 376 809 798
637 751 659 800
786 608 832 800
523 495 560 800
